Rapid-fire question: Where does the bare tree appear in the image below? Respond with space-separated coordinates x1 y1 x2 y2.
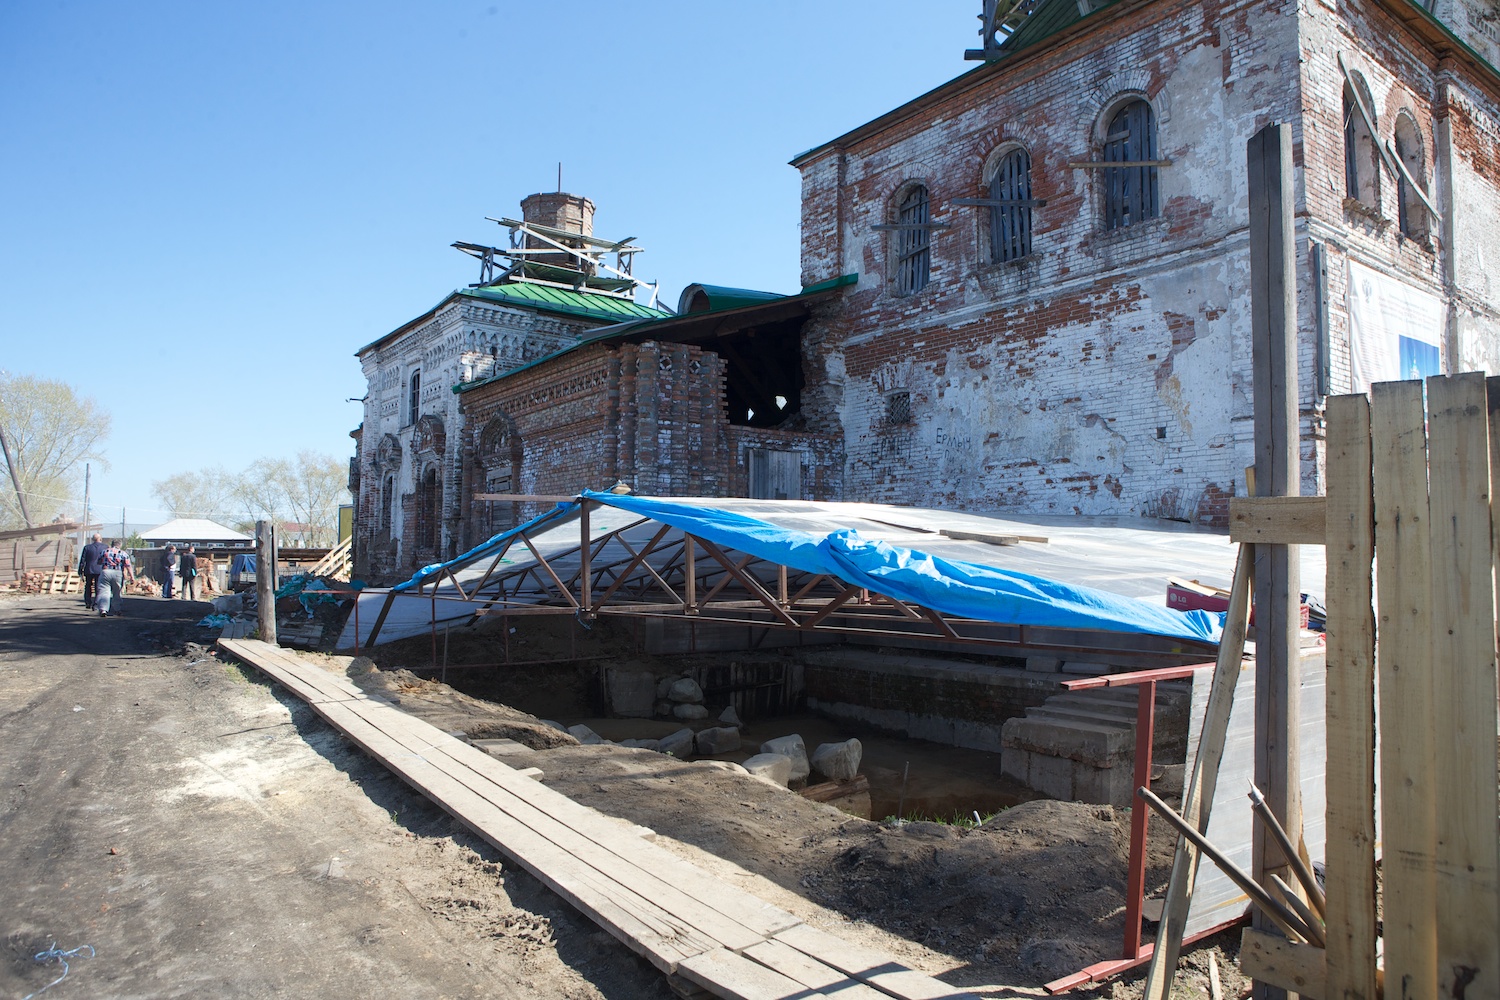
150 467 237 520
0 373 110 530
231 453 349 547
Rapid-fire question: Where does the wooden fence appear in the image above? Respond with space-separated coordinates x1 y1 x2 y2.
1243 372 1500 1000
0 522 81 585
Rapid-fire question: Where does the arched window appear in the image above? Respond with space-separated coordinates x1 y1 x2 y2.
379 476 394 534
895 185 931 295
1343 81 1379 207
988 148 1033 262
1102 100 1159 230
1394 115 1428 238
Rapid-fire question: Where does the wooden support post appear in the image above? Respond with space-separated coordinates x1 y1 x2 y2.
1248 121 1301 1000
579 501 592 612
256 519 277 645
1371 380 1437 1000
1427 374 1500 1000
1140 545 1254 1000
1323 394 1377 1000
1123 680 1156 958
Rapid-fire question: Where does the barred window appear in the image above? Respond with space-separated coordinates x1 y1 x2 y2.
896 186 931 295
886 391 912 426
1102 100 1159 230
989 148 1033 262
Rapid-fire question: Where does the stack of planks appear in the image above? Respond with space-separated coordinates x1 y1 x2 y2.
1240 373 1500 1000
217 637 978 1000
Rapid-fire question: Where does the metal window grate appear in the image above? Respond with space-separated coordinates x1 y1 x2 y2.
989 148 1033 262
886 391 912 426
1103 101 1159 230
896 186 931 295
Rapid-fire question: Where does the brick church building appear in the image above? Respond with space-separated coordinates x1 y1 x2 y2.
790 0 1500 525
353 0 1500 581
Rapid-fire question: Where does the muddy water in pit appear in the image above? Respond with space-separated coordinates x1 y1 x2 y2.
568 713 1036 821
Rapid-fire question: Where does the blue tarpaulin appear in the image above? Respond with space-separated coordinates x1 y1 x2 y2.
389 492 1222 645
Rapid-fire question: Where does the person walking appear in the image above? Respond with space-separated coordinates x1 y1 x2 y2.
160 544 178 599
95 539 134 616
180 545 200 601
78 532 106 609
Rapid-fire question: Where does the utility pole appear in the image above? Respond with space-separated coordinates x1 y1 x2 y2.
256 519 277 644
0 414 32 529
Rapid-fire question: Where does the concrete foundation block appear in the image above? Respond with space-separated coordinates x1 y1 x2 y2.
1025 655 1063 673
1001 716 1131 768
1000 747 1030 785
1073 761 1134 807
1060 659 1115 675
1026 752 1077 800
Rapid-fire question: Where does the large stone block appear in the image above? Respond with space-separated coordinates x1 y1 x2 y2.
657 728 694 758
606 667 658 718
810 738 862 781
760 734 810 783
742 753 794 786
695 726 741 755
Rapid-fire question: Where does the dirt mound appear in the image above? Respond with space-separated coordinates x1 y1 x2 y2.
337 657 580 750
799 801 1131 982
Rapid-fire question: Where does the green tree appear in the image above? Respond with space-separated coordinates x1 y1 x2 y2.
0 372 110 530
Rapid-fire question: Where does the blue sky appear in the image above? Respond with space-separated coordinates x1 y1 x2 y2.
1 0 974 526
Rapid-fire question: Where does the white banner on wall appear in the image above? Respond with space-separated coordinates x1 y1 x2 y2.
1347 260 1444 391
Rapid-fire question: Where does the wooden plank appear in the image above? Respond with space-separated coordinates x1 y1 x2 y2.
1140 545 1254 1000
1322 393 1378 1000
1228 496 1327 545
226 641 803 945
1238 928 1326 1000
390 727 804 941
741 941 889 1000
218 639 366 705
936 528 1019 546
677 948 830 1000
1426 374 1500 1000
773 924 981 1000
1370 379 1438 1000
309 699 718 973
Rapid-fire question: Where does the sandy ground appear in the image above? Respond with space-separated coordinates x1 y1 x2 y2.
1 594 1249 999
0 595 671 999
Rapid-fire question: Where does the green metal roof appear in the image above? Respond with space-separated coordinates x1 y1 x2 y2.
458 282 669 323
679 283 788 314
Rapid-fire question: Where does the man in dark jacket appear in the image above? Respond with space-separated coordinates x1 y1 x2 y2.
161 544 178 599
181 545 200 601
78 533 106 608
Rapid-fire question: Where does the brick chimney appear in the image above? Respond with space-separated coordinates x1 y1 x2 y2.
519 192 594 240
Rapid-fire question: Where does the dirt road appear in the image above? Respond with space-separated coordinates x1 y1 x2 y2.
0 595 671 999
1 594 1243 1000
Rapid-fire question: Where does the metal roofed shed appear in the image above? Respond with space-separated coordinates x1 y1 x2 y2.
139 518 253 545
335 491 1323 656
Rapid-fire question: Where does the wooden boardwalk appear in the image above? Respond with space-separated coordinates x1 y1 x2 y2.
217 639 979 1000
